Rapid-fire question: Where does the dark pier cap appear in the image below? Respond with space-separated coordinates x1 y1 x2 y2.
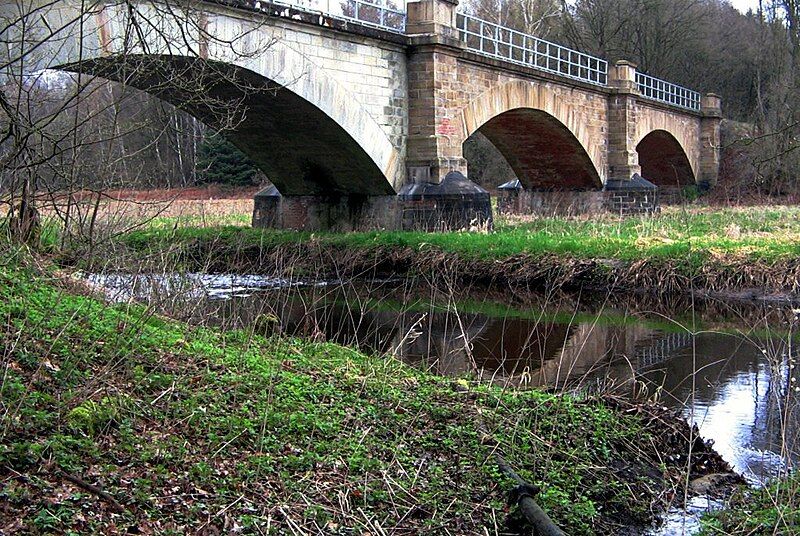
252 172 493 232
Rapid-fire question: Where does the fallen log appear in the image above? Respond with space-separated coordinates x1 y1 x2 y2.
473 411 565 536
60 471 127 514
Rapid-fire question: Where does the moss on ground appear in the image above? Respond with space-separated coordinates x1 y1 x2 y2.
0 250 688 535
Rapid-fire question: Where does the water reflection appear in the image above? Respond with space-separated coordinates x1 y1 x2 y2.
88 273 799 488
641 332 799 483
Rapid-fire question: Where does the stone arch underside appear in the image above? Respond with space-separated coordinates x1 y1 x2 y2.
634 104 701 183
460 81 605 189
636 130 696 187
41 1 402 197
467 108 602 190
61 55 397 196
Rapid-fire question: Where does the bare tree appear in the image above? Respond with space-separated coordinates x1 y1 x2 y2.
0 0 274 247
463 0 563 38
746 0 800 195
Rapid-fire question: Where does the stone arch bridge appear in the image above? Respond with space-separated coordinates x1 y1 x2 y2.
14 0 722 230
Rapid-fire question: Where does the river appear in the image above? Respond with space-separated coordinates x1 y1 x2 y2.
87 272 800 535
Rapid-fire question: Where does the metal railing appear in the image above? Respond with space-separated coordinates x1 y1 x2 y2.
250 0 407 33
636 332 695 369
455 13 607 86
636 72 701 111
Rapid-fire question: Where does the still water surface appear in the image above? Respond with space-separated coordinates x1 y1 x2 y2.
88 272 800 534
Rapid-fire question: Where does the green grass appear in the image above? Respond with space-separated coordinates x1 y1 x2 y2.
142 212 252 229
120 206 800 267
0 248 684 534
700 473 800 535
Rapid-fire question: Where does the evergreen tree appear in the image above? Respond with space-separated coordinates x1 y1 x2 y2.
196 134 259 186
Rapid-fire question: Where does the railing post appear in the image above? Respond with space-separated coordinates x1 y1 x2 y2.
699 93 722 189
405 0 458 36
607 60 642 182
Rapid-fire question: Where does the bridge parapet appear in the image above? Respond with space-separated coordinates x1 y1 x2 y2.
636 72 701 111
235 0 407 33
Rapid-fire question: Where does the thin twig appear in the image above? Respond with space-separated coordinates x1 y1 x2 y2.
60 471 127 514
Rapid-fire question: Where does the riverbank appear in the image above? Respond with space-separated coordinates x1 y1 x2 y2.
95 206 800 302
0 249 732 534
699 472 800 534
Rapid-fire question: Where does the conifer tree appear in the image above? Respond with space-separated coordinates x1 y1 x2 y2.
196 134 259 186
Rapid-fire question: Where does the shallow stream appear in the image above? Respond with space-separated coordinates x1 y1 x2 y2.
87 272 800 535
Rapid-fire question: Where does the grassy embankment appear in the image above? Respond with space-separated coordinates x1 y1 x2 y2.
1 247 715 535
699 473 800 535
134 205 800 262
108 206 800 297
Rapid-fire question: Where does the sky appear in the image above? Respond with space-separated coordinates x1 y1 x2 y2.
729 0 760 13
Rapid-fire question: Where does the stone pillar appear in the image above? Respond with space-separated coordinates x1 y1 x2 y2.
406 0 458 35
400 0 493 230
699 93 722 189
605 61 660 215
607 60 641 182
405 0 466 184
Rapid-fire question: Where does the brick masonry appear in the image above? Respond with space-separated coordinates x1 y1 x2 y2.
604 190 660 216
498 190 606 217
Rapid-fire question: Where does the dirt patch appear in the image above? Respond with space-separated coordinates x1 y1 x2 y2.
74 185 262 201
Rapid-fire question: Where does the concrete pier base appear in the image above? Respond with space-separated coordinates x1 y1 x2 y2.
397 172 493 231
252 173 494 231
252 187 399 231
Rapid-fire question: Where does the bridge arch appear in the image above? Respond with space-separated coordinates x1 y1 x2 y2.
46 10 401 196
635 130 696 187
459 81 605 189
634 106 701 185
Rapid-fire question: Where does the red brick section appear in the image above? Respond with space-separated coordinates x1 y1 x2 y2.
281 198 310 230
479 109 602 190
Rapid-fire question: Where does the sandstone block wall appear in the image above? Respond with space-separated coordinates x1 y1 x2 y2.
268 20 408 155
